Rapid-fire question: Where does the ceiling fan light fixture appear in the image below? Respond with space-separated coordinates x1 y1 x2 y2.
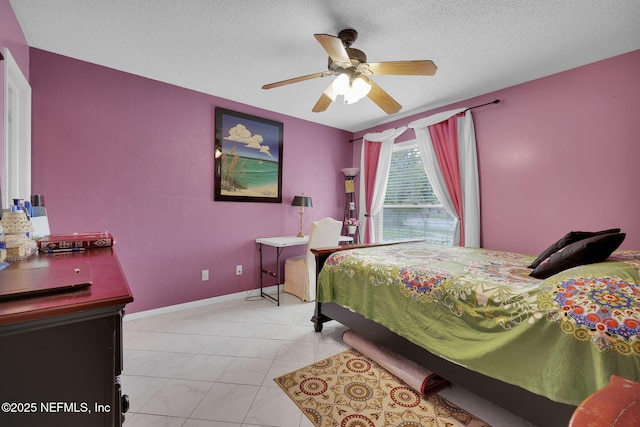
344 76 371 104
263 29 434 114
331 73 350 95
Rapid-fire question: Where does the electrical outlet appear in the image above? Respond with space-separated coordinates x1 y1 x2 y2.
236 265 242 275
201 270 209 281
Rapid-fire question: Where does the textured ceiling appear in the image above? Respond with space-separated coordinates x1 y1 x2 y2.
9 0 640 132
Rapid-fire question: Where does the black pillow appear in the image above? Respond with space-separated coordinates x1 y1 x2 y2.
527 228 621 269
529 232 625 279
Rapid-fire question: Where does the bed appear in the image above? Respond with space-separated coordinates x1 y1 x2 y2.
311 240 640 426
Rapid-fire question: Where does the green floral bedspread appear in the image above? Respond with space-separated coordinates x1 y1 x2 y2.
317 242 640 405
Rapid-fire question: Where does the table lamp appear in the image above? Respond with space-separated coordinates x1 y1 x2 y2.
292 194 313 237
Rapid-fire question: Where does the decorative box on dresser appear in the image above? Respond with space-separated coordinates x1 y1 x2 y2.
0 248 134 427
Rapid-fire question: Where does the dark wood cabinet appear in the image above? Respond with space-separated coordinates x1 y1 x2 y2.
0 249 133 426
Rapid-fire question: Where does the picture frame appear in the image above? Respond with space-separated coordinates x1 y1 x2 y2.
214 108 283 203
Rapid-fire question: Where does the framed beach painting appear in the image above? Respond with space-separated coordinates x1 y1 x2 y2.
214 108 283 203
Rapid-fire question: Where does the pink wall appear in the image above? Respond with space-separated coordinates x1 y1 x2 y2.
354 50 640 254
29 49 352 313
0 0 29 197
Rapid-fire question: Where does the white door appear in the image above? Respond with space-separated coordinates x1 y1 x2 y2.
3 48 32 210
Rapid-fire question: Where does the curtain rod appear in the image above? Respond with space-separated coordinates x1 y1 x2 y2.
348 99 500 143
463 99 500 112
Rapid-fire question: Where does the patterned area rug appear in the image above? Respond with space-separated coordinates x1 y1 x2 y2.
275 349 491 427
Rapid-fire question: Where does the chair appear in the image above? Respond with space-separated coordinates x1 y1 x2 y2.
283 217 342 302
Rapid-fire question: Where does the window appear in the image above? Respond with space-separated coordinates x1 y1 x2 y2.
382 140 455 244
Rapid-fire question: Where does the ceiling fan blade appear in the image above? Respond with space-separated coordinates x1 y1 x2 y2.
312 93 333 113
262 71 331 90
361 76 402 115
312 84 337 113
314 34 351 67
366 60 437 76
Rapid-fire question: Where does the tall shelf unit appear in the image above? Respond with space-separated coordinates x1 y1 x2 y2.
341 168 359 243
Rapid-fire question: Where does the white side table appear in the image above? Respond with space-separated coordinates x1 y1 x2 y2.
255 235 352 306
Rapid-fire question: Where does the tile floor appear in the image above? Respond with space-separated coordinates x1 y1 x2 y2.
122 291 535 427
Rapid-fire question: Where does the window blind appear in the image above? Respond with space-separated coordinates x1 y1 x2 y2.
384 147 439 205
382 145 454 244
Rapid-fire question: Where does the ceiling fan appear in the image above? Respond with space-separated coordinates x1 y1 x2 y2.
261 29 437 115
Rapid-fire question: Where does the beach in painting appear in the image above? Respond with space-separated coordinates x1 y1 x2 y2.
224 184 277 197
221 156 279 198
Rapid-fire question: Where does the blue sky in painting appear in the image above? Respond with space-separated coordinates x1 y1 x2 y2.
221 114 281 161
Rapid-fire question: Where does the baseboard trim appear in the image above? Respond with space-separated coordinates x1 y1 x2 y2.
124 284 283 321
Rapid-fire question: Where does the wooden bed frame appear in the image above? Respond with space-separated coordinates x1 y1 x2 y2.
311 243 577 427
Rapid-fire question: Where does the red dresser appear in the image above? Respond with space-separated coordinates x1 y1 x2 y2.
0 248 133 426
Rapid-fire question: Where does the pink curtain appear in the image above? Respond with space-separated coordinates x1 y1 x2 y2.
428 115 464 245
362 138 381 243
